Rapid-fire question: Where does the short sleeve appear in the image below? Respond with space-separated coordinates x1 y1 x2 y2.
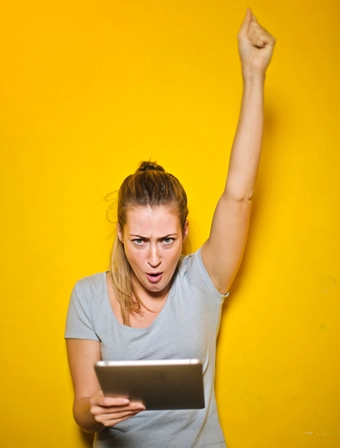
65 279 99 341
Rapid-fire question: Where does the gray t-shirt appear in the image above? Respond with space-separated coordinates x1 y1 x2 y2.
65 249 228 447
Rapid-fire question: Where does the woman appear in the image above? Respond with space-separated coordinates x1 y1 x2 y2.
65 9 275 447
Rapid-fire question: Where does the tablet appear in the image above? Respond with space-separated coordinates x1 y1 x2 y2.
94 359 205 410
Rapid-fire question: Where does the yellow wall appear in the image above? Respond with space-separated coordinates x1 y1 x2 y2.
1 0 339 447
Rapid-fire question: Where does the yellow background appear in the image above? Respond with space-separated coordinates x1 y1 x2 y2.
1 0 339 447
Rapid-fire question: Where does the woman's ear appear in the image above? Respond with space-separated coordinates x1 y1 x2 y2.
117 223 123 242
183 220 189 242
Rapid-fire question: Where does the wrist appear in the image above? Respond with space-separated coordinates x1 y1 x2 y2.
74 397 105 433
241 69 266 84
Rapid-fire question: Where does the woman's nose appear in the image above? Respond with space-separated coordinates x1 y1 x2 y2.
147 245 161 267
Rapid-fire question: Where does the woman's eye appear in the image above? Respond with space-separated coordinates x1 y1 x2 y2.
163 237 174 245
133 239 144 245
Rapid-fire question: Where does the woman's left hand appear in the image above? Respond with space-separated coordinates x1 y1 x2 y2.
237 8 276 77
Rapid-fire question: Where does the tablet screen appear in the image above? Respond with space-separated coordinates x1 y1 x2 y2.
94 359 205 410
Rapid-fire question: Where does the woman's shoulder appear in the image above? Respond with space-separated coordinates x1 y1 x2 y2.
176 248 203 281
178 248 229 300
66 272 107 340
72 272 107 297
179 248 201 270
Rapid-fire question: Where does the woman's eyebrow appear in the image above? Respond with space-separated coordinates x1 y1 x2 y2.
128 233 178 238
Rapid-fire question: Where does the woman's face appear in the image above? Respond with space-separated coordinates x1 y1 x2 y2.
118 205 188 299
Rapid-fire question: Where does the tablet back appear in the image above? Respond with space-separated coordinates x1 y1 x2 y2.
94 359 205 410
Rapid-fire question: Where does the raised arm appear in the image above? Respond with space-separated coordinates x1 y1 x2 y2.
201 9 276 294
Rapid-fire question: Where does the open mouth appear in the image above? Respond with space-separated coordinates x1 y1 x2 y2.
146 272 163 283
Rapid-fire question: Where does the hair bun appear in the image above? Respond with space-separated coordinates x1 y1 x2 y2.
141 165 157 171
137 161 165 173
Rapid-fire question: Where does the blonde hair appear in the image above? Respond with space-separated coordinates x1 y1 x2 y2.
109 161 188 326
